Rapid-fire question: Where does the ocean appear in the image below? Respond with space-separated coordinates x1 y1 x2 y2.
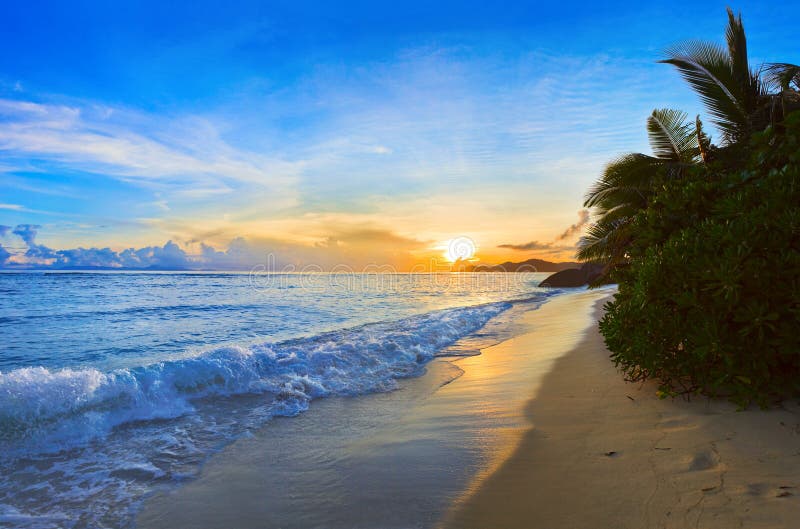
0 271 557 528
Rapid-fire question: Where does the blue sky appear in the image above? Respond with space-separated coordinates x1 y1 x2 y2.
0 1 797 269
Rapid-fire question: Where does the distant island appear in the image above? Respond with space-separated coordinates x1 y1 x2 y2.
467 258 579 273
449 258 579 273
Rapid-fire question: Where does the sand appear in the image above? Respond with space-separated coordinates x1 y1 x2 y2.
137 289 613 529
137 289 800 528
444 296 800 529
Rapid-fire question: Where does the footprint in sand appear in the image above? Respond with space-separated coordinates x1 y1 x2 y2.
687 450 720 471
658 416 699 433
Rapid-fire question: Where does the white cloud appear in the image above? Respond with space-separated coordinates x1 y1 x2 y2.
0 98 302 206
0 42 704 255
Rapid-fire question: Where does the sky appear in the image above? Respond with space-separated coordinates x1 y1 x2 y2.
0 1 797 270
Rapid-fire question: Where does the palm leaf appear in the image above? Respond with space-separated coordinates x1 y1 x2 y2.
660 41 747 143
661 9 768 144
764 63 800 91
725 8 755 100
647 108 698 162
584 153 661 209
577 217 633 265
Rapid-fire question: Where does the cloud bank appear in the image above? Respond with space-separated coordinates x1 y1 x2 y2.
497 240 557 251
0 224 429 271
0 222 237 269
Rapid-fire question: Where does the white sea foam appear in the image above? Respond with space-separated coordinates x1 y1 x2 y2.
0 300 529 528
0 302 512 454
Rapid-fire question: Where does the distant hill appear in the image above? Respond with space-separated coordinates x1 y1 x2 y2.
463 258 580 273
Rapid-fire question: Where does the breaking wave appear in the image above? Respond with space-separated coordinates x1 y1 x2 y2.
0 302 511 455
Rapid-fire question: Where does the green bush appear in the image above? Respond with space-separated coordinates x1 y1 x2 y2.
600 113 800 406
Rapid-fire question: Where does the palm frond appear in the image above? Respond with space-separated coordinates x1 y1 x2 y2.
647 108 698 162
593 202 641 224
577 217 633 265
584 153 661 209
580 147 669 267
764 63 800 91
725 8 754 97
660 41 747 143
725 8 766 128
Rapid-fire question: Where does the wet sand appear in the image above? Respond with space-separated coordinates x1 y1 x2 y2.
137 288 612 529
139 286 800 529
445 298 800 529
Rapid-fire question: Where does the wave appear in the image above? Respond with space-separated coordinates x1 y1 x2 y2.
0 301 511 456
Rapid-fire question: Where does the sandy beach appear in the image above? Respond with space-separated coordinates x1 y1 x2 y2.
446 297 800 529
136 289 800 528
136 289 611 528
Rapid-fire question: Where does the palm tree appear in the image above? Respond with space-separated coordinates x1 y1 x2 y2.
765 63 800 91
577 109 702 268
661 8 799 145
764 62 800 122
579 9 799 274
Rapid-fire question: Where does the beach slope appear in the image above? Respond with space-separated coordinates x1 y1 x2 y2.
137 289 612 529
445 298 800 529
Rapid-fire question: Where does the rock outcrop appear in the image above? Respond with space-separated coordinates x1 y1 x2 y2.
539 263 604 288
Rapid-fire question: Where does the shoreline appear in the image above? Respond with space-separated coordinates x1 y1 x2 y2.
137 288 613 528
444 297 800 528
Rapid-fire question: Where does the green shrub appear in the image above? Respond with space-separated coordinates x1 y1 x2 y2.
600 112 800 406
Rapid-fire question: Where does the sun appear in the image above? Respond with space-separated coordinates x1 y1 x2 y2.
444 236 477 262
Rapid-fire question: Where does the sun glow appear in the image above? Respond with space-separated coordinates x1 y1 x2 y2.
444 236 477 262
